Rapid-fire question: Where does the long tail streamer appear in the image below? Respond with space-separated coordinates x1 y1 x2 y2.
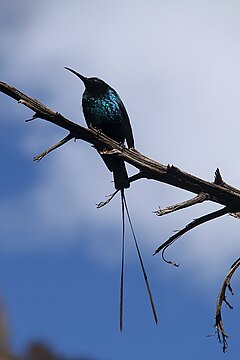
119 189 158 330
119 189 125 331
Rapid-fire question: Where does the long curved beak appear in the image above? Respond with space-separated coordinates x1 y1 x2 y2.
64 67 88 84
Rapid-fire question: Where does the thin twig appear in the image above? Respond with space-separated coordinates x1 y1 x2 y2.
153 207 229 266
154 192 209 216
214 258 240 353
33 133 74 162
128 172 146 184
96 190 119 208
96 172 145 208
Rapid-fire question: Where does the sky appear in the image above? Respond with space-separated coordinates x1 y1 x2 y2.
1 0 240 359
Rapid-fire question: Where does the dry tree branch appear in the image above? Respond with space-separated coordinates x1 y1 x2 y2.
1 80 240 351
214 258 240 353
96 172 146 208
154 192 209 216
153 207 229 265
33 133 74 162
1 81 240 211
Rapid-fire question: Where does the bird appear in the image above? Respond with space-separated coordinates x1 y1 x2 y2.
65 67 134 190
65 67 158 330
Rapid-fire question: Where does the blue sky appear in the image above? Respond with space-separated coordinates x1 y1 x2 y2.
1 1 240 359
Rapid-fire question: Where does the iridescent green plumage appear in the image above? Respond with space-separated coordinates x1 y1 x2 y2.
65 67 134 190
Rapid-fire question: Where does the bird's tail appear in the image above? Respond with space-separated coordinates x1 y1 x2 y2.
112 160 130 190
100 154 130 190
119 189 158 331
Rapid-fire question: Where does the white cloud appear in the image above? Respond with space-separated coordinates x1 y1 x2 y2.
1 0 240 283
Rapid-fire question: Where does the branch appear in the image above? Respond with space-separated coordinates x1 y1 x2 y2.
2 81 240 351
153 207 229 265
154 192 209 216
214 258 240 353
1 81 240 213
33 133 74 162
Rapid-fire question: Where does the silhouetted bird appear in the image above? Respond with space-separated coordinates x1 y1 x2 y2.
65 67 158 330
65 67 134 190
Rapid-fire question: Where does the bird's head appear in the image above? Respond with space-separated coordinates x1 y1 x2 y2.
65 67 109 94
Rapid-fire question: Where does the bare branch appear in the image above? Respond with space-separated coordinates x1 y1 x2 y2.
96 189 120 208
153 207 229 265
33 133 74 162
128 172 146 183
2 80 240 352
214 258 240 353
1 81 240 212
96 172 145 208
154 192 209 216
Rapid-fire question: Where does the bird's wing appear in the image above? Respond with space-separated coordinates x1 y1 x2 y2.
115 93 135 148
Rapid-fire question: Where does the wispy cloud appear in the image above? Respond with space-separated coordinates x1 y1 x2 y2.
1 0 240 283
